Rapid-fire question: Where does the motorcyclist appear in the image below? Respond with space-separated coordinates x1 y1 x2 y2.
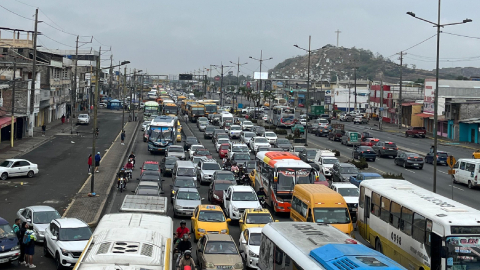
177 250 195 270
128 152 136 166
174 220 190 242
256 187 267 199
117 168 127 188
176 234 192 255
231 162 239 174
223 158 232 170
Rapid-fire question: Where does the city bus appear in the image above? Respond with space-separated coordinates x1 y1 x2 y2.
177 95 187 103
198 101 218 115
181 99 196 114
272 106 295 127
254 151 318 214
258 222 406 270
147 115 177 153
273 97 287 106
358 179 480 270
144 101 161 117
162 103 178 116
73 213 173 270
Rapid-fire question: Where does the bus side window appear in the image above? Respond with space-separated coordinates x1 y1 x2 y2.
400 207 413 236
359 187 365 208
390 201 401 228
412 213 426 243
371 192 381 217
274 246 284 266
380 197 391 223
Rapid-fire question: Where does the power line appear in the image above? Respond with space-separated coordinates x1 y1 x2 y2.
443 31 480 40
93 36 109 47
0 3 34 21
42 21 78 36
39 9 66 32
387 34 437 59
40 34 75 48
14 0 37 8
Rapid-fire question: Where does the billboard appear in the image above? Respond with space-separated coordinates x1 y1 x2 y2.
253 72 268 80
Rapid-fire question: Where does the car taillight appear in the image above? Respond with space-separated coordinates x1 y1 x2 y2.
408 157 412 160
383 147 386 149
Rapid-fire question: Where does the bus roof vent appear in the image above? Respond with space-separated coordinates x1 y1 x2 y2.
141 243 154 257
96 242 111 255
111 241 140 254
393 185 412 190
442 208 467 212
310 244 402 270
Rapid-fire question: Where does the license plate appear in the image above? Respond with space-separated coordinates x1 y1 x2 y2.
414 164 418 166
389 148 394 150
217 266 233 269
0 258 9 263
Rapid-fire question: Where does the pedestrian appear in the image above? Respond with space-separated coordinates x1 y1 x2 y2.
23 224 37 268
41 124 46 136
18 222 27 265
184 113 188 122
88 154 92 174
94 152 101 173
121 130 125 145
13 218 21 242
61 114 65 124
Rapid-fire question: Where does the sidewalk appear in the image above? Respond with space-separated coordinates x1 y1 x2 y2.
0 117 77 160
62 120 140 226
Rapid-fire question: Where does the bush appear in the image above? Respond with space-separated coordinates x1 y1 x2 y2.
275 129 288 135
382 173 404 179
250 119 258 124
332 149 340 157
348 157 369 169
285 134 294 140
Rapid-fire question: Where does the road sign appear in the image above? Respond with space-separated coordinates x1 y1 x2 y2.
448 169 455 175
447 156 456 168
350 133 359 141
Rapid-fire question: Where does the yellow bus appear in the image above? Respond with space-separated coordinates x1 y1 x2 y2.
163 103 178 116
290 184 354 236
181 99 196 114
198 102 218 115
178 95 187 103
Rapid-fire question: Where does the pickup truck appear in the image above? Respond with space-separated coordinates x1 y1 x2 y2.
405 126 426 138
120 195 168 215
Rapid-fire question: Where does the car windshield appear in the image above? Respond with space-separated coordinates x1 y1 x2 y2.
0 161 13 167
169 147 183 152
385 142 397 148
255 138 269 143
206 127 215 132
198 211 225 222
231 126 241 131
79 114 88 118
175 179 196 188
177 168 196 177
232 191 257 201
0 224 15 239
243 121 253 125
33 211 61 224
359 147 374 151
217 173 235 181
249 233 262 246
204 241 238 254
203 163 221 170
165 159 177 165
58 227 92 241
232 146 249 152
340 167 358 174
177 191 201 200
295 147 306 152
313 208 351 224
195 150 211 156
215 183 232 191
265 132 276 137
247 162 256 169
244 133 255 138
233 154 250 160
191 146 204 151
337 187 360 197
276 139 289 144
220 145 229 150
323 158 338 164
438 152 448 157
446 236 480 270
246 213 273 224
137 189 159 195
307 150 317 158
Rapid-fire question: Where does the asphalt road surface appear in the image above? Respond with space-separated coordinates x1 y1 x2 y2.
0 110 122 270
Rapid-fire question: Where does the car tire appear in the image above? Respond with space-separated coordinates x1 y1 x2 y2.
55 253 63 270
419 166 423 170
27 171 34 178
375 238 383 254
469 181 474 189
372 158 376 162
43 244 50 257
0 172 7 180
452 176 458 184
403 162 407 168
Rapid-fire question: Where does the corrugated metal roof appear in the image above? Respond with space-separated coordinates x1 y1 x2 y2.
460 118 480 124
438 80 480 89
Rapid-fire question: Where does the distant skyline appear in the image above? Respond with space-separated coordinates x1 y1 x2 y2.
2 0 480 78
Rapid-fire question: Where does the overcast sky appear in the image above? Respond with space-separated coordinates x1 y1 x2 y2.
2 0 480 77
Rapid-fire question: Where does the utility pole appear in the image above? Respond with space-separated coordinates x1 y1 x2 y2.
11 59 16 147
335 29 341 47
379 80 383 130
71 35 79 134
122 65 126 129
29 8 38 137
108 54 113 97
398 51 406 128
90 46 100 196
230 58 248 114
133 69 137 122
220 65 224 106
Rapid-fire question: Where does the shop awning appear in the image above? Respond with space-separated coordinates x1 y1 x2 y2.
460 118 480 124
402 102 419 106
416 113 434 118
0 117 15 129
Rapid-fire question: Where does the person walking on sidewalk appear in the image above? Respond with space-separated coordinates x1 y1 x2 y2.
88 154 93 174
61 114 65 124
23 224 37 268
121 130 125 145
41 124 46 136
95 152 101 173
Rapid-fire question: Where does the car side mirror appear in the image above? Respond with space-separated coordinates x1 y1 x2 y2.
239 220 243 224
191 217 195 221
26 219 31 223
226 218 231 223
51 235 57 241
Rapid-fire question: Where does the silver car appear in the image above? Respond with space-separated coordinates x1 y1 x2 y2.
17 205 61 242
76 114 90 125
173 188 203 217
166 145 186 160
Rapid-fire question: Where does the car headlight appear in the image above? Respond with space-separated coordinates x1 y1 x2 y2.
232 205 238 211
11 245 20 251
61 248 70 256
213 194 220 200
206 262 215 268
248 250 258 258
175 205 182 209
171 190 175 195
220 229 227 234
198 228 206 233
234 262 244 269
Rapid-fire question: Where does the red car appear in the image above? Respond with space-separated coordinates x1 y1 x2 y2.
193 148 213 159
314 173 329 186
218 143 230 159
298 103 304 108
141 161 160 174
361 138 380 147
208 180 234 205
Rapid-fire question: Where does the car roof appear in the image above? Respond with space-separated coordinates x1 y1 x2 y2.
53 218 88 228
331 183 358 189
245 208 270 214
338 162 356 167
191 144 204 148
198 205 223 211
216 171 233 175
201 158 218 164
213 180 234 184
359 172 382 176
246 227 264 234
177 188 199 192
5 159 29 162
230 186 255 192
0 217 8 225
168 145 183 148
27 205 56 212
138 181 159 187
204 233 234 241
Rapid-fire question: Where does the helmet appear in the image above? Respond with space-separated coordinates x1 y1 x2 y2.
183 234 189 240
184 250 192 256
180 220 186 225
121 168 125 171
259 187 264 190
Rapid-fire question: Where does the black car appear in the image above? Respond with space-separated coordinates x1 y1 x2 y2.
274 138 293 151
160 156 178 176
245 160 256 174
138 170 162 182
204 125 215 139
372 141 398 158
231 152 251 166
352 146 377 161
184 136 199 151
170 176 197 202
254 126 266 136
314 126 330 137
394 152 424 169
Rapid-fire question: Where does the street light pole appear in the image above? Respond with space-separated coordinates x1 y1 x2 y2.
294 36 312 146
230 58 248 114
407 2 472 193
249 51 272 119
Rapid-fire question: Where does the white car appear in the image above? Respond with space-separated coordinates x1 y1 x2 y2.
223 186 261 220
17 206 61 242
239 227 262 269
250 137 271 152
330 183 360 220
228 143 250 159
241 121 254 131
229 125 242 139
300 118 307 126
141 121 150 131
76 114 90 125
215 138 231 152
188 144 205 158
44 218 92 268
263 131 277 144
0 159 39 180
241 131 255 145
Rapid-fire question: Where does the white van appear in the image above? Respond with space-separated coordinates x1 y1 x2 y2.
452 158 480 189
315 150 338 177
220 113 234 128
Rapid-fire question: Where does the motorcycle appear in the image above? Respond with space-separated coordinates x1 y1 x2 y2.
128 158 135 168
223 165 231 171
118 177 126 193
258 195 266 208
125 169 133 182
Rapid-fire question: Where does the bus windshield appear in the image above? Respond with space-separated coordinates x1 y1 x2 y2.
205 104 217 113
313 208 351 224
145 106 159 114
277 168 313 192
446 236 480 270
164 107 177 115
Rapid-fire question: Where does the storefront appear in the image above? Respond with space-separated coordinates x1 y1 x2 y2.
459 118 480 143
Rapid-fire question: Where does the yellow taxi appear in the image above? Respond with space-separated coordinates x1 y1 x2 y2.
191 205 231 242
473 149 480 159
176 121 182 142
239 208 277 232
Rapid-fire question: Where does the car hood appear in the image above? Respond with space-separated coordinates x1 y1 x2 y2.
233 159 250 165
0 236 18 251
169 152 185 158
57 240 89 252
343 197 359 204
165 164 175 169
322 164 334 168
254 142 270 146
340 173 358 179
34 223 49 233
231 201 261 209
203 254 242 265
249 245 260 255
176 199 201 208
201 170 218 176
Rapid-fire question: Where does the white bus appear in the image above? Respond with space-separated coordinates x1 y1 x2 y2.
272 106 295 127
259 222 405 270
358 179 480 270
273 97 287 106
147 115 177 153
74 213 173 270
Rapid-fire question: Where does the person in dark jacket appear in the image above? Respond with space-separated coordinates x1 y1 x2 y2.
94 152 101 173
18 222 27 265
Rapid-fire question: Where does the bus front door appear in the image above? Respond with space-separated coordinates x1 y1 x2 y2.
363 195 371 241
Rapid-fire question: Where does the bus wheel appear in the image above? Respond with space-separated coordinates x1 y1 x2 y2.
375 238 383 254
